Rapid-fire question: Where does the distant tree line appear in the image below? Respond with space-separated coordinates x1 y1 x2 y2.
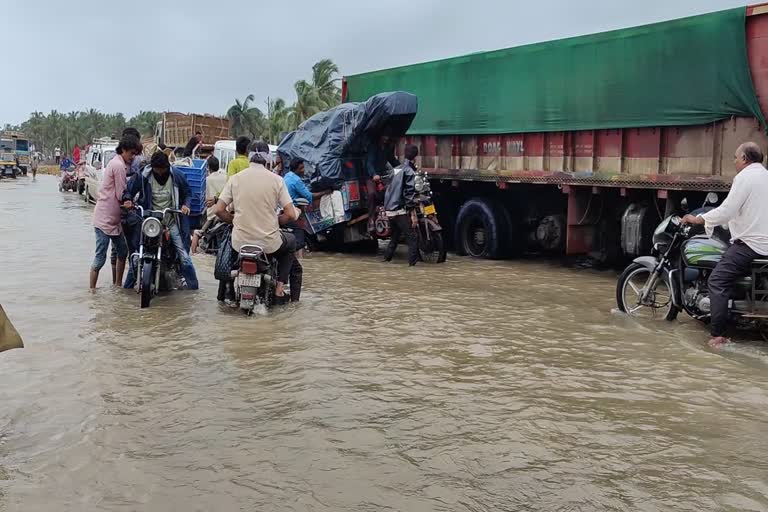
1 58 342 155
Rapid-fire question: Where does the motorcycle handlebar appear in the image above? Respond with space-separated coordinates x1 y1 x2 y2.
135 206 184 217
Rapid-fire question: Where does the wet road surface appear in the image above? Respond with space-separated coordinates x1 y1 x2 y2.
2 176 768 511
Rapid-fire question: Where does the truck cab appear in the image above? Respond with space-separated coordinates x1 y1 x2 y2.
14 138 30 176
0 138 17 178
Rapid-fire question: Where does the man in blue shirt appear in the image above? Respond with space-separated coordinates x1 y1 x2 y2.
283 158 331 252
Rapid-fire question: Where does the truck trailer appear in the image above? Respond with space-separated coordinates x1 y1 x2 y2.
342 5 768 263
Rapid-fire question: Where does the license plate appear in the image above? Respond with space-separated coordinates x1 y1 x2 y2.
239 273 261 288
424 204 436 215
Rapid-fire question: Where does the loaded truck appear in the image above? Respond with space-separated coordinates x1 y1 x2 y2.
154 112 230 155
1 131 30 176
342 4 768 264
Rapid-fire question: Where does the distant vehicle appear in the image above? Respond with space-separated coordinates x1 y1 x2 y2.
155 113 230 155
213 140 277 170
2 131 29 176
83 138 119 203
0 138 18 179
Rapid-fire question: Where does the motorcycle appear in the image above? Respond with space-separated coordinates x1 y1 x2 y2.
59 167 78 192
197 219 230 255
372 168 447 263
616 193 768 336
231 244 279 315
135 206 184 308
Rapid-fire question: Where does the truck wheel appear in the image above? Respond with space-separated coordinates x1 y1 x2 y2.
454 198 510 259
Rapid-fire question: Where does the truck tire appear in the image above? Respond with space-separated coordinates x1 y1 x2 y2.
454 198 511 259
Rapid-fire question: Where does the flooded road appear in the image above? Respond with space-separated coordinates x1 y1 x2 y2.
2 176 768 511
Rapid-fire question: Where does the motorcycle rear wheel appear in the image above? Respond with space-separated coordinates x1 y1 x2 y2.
140 262 154 309
617 263 678 321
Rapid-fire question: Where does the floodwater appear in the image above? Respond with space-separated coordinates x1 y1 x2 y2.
2 176 768 512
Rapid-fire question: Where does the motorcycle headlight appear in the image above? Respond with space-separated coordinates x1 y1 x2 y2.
142 217 162 238
414 174 426 193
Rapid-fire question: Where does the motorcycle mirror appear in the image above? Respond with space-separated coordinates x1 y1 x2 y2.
704 192 719 206
681 197 689 212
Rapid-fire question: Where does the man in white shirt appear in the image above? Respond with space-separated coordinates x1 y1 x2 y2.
191 156 228 253
683 142 768 347
215 153 300 300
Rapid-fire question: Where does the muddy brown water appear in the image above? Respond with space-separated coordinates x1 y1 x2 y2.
1 176 768 511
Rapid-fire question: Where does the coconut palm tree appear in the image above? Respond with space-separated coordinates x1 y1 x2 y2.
312 58 341 109
289 80 322 129
128 111 162 138
266 97 290 144
227 95 257 137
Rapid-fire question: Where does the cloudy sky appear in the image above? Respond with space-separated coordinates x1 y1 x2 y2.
1 0 747 125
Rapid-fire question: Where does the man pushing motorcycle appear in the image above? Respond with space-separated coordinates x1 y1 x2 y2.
682 142 768 347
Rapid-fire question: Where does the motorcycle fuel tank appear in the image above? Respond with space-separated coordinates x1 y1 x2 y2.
682 236 728 268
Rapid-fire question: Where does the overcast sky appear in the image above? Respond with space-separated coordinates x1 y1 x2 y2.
0 0 747 125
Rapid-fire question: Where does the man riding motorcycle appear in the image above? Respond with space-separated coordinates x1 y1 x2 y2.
214 152 301 303
123 151 199 290
682 141 768 347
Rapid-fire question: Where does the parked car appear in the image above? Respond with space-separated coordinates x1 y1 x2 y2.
83 138 119 203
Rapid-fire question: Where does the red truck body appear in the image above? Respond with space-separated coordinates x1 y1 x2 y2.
341 4 768 260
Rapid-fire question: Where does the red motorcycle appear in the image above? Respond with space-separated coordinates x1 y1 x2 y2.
59 167 78 192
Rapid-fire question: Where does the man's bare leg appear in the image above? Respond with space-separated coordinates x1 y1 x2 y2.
115 258 126 288
90 269 99 289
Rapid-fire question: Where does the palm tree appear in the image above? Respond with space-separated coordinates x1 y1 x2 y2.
128 111 162 138
245 107 267 139
312 59 341 109
82 108 106 141
266 97 289 144
289 80 322 129
227 95 256 137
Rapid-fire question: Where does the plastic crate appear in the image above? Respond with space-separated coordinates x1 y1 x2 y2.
173 158 207 215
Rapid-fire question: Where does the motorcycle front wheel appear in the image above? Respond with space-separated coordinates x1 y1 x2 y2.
418 229 447 264
140 261 154 309
616 263 678 321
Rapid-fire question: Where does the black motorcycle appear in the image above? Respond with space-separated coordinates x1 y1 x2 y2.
197 219 230 255
135 206 183 308
616 193 768 336
373 167 447 263
231 244 280 316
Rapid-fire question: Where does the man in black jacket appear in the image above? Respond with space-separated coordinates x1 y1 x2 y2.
383 144 419 266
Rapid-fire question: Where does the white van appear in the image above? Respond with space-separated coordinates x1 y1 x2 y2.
213 140 277 171
83 138 119 203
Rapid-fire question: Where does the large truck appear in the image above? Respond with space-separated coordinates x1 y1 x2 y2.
154 112 230 155
0 131 29 176
342 4 768 263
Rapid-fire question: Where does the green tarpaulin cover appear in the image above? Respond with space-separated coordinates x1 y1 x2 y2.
345 7 765 135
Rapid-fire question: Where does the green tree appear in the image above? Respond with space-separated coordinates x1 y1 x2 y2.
289 79 322 129
266 97 290 144
312 58 341 109
227 95 257 137
128 111 162 138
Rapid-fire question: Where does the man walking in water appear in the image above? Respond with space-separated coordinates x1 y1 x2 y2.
683 141 768 347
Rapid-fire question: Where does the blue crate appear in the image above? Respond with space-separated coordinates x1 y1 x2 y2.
173 158 207 215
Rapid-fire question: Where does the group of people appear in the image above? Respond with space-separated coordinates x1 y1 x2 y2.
89 128 425 305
